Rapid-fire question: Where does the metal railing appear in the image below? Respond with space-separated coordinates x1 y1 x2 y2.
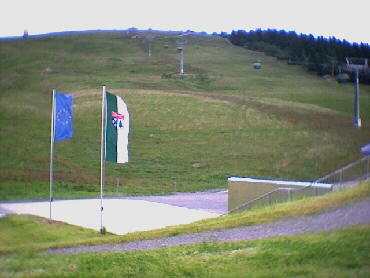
315 156 370 188
229 184 331 214
229 156 370 214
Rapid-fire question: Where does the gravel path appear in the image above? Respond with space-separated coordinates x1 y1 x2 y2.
46 198 370 254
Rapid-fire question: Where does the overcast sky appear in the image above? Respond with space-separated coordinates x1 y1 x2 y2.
1 0 369 43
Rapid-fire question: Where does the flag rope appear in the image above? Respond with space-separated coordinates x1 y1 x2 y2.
49 89 56 220
100 86 106 233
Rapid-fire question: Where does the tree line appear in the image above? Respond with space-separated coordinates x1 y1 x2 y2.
228 29 370 83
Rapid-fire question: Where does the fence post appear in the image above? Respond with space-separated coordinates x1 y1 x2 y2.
116 178 119 194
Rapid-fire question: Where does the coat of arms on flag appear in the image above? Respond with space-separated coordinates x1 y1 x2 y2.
111 111 124 128
105 91 130 164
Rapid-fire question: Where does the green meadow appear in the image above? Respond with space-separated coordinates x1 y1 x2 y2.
0 31 370 200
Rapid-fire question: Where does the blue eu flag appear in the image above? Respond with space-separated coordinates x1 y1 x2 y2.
54 92 73 142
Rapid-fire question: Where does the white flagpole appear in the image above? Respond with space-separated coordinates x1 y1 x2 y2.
100 86 106 233
49 89 56 220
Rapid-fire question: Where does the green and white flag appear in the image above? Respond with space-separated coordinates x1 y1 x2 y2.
105 91 130 163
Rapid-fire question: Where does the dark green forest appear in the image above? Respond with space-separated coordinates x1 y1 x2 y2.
229 29 370 83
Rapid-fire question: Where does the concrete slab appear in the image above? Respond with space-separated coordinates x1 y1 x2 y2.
123 190 228 214
0 198 220 235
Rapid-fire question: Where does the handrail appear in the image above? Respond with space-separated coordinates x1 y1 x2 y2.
228 188 280 214
315 156 369 183
228 182 331 214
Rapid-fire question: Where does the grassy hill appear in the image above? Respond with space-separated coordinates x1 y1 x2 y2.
0 31 369 200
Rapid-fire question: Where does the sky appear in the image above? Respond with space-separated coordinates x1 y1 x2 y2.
1 0 369 43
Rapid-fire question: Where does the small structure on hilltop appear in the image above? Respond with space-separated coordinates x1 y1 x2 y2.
253 62 262 69
23 30 29 39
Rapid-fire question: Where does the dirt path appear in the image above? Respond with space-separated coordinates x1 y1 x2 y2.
46 197 370 254
168 91 370 140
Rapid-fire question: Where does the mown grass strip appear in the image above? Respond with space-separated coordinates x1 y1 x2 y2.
0 225 369 278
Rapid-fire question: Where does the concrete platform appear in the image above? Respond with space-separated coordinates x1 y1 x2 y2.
0 197 221 235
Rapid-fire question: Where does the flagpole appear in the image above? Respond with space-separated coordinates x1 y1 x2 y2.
49 89 56 220
100 86 106 233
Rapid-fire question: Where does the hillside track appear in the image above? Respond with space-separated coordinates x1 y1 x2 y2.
152 90 370 143
46 197 370 254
